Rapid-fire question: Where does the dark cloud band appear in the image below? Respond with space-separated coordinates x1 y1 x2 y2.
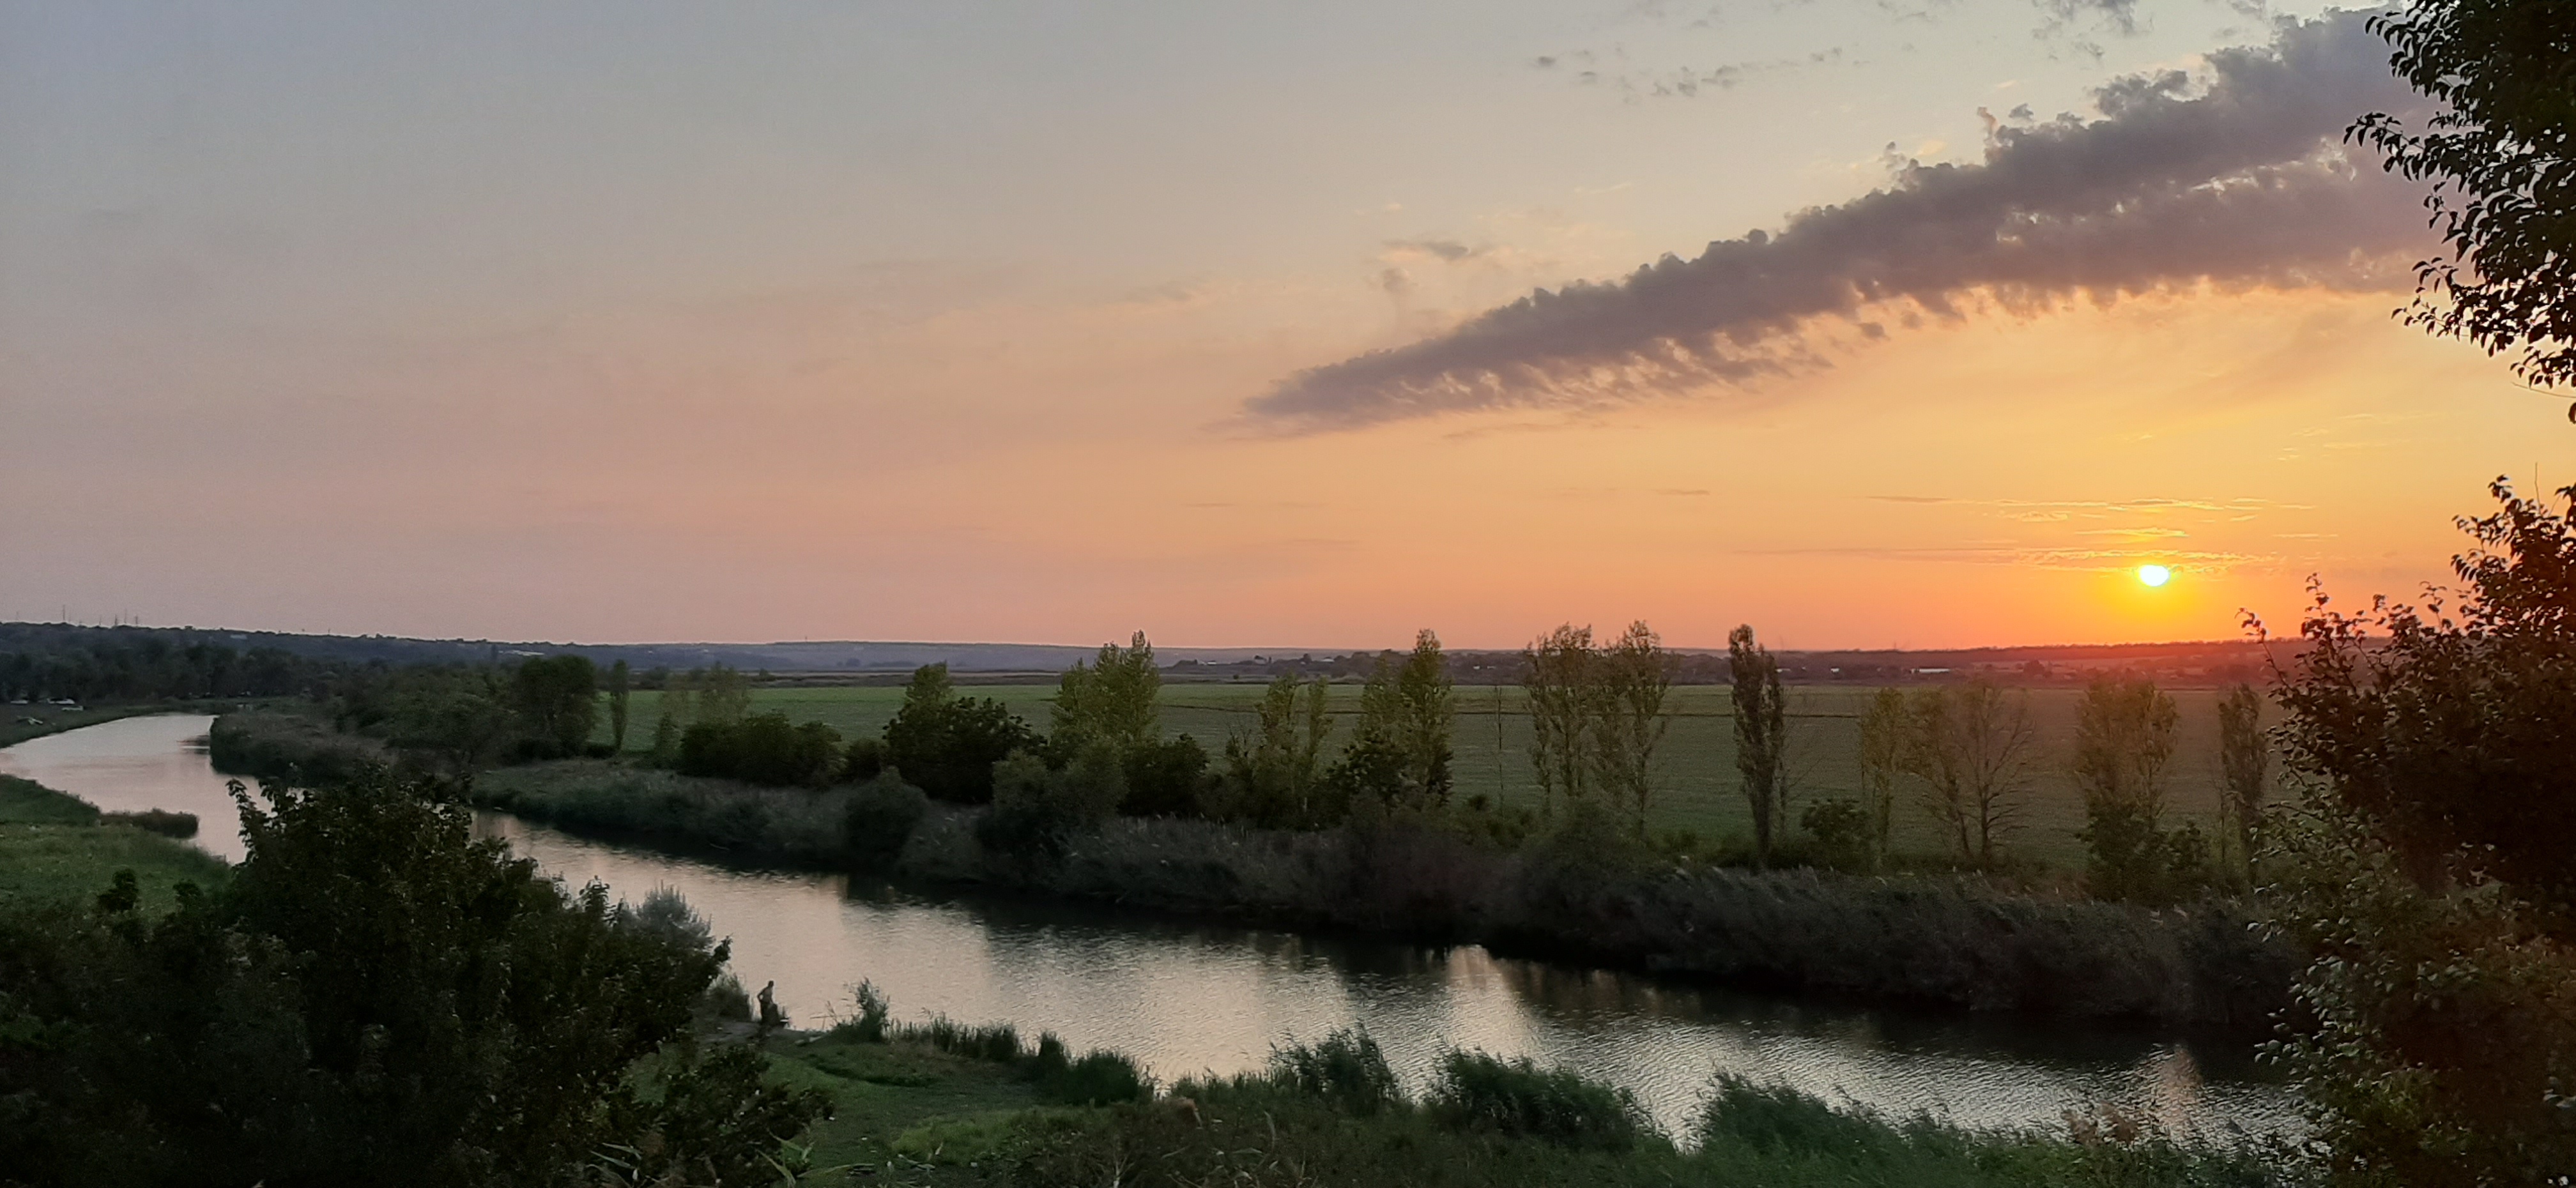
1248 11 2426 432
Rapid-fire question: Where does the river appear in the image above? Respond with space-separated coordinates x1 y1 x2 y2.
1 713 2301 1140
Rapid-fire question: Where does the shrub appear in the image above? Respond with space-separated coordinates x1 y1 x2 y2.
882 664 1042 804
677 712 841 787
1119 734 1209 818
1268 1028 1400 1116
473 764 853 863
905 1016 1024 1063
977 747 1120 868
1798 798 1874 871
843 736 888 783
1041 1050 1151 1106
703 972 752 1021
1427 1049 1649 1150
100 809 198 839
206 710 392 787
830 979 891 1043
844 773 928 866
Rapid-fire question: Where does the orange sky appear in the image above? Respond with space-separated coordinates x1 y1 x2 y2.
3 2 2554 651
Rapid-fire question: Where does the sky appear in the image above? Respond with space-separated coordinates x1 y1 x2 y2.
1 0 2559 651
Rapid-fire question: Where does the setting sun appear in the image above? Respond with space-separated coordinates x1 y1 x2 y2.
2137 565 2174 588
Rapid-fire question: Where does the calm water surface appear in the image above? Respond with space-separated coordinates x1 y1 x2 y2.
3 715 2303 1139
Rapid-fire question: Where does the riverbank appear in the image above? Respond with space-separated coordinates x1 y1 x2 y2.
760 1012 2304 1186
0 703 212 749
470 756 2296 1030
0 774 227 915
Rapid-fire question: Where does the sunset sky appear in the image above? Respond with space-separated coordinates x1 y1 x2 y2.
3 1 2559 651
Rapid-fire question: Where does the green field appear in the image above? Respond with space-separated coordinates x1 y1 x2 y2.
606 683 2267 868
0 775 229 915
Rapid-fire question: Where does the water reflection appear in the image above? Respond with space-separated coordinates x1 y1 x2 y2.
0 714 244 860
477 813 2299 1139
0 715 2301 1141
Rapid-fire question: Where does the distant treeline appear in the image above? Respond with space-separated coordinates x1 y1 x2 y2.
0 623 358 704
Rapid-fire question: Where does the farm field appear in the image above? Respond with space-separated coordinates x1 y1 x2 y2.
605 683 2268 869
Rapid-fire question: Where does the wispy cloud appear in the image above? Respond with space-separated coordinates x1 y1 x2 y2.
1246 11 2427 433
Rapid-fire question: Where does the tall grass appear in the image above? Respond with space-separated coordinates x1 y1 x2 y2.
1004 1041 2305 1188
473 763 854 864
207 711 391 787
1428 1049 1651 1150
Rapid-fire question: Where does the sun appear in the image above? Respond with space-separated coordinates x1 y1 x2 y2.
2137 564 2173 588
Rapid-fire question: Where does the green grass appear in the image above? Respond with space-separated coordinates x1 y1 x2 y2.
761 1032 1056 1183
0 773 103 825
0 704 176 749
0 823 229 915
608 684 2267 868
0 774 229 915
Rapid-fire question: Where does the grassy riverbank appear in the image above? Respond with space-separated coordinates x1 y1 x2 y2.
0 774 226 915
474 758 2292 1028
0 703 204 749
756 1017 2301 1186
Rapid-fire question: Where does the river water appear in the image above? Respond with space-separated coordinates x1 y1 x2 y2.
1 714 2302 1140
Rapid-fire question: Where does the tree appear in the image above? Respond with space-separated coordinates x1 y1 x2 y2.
2216 682 2268 881
1905 678 2034 871
1854 688 1908 872
2071 675 2200 903
1345 630 1455 811
1523 624 1601 819
1052 631 1161 759
2266 482 2576 1180
0 768 826 1184
882 663 1041 804
693 663 752 727
1593 621 1674 837
1121 734 1210 817
1220 673 1335 827
2355 1 2576 390
388 666 514 788
677 712 842 787
512 654 597 757
605 659 632 753
1728 625 1789 866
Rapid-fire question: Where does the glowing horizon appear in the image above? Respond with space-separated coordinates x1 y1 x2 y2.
3 1 2553 653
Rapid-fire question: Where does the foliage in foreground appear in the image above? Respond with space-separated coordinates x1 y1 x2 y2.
2267 480 2576 1184
983 1029 2300 1188
0 769 825 1187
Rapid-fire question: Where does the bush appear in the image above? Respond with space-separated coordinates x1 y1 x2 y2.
473 763 854 863
844 773 928 866
905 1016 1024 1063
843 736 888 782
1269 1028 1400 1116
977 747 1121 869
883 666 1042 804
1119 735 1209 818
1041 1049 1152 1106
1427 1049 1650 1150
704 972 752 1021
677 712 841 787
100 809 197 839
833 979 891 1043
206 710 392 787
1798 798 1874 871
0 767 824 1185
2081 799 2216 906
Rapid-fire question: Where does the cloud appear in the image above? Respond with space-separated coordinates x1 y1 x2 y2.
1383 237 1489 263
1246 11 2431 433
